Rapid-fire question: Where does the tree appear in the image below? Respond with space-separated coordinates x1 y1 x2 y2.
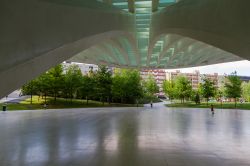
191 90 200 105
200 77 216 105
80 75 95 105
64 64 83 102
122 69 143 103
216 86 225 108
37 72 51 104
174 76 192 103
47 64 64 102
162 80 175 102
112 69 143 104
242 82 250 102
112 70 125 103
95 66 112 105
224 72 242 108
144 75 159 97
21 79 38 104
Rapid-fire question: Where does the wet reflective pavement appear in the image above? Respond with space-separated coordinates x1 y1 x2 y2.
0 104 250 166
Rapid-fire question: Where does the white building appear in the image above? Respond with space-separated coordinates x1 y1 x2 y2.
63 62 98 75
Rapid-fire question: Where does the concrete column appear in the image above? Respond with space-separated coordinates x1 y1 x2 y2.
128 0 135 13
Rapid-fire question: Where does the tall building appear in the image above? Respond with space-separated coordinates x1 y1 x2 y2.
166 70 219 89
200 73 219 87
141 69 166 92
166 70 200 89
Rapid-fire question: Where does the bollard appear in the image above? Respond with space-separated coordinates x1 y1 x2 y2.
2 104 7 111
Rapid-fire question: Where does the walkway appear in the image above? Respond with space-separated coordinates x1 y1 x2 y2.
0 105 250 166
0 90 28 104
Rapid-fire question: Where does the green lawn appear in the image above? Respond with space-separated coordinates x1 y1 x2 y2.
166 101 250 110
0 96 141 111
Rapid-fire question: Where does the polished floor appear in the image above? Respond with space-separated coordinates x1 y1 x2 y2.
0 103 250 166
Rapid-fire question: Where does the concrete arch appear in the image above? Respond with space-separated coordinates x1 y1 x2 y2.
1 0 250 98
0 0 135 97
0 31 135 98
150 0 250 61
148 33 242 69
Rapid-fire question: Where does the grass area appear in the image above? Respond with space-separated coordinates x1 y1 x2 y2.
0 96 142 111
166 101 250 110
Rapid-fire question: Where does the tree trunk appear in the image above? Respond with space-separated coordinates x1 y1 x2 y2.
70 91 73 104
45 93 47 104
235 98 237 108
86 96 88 105
54 93 57 103
30 93 33 104
207 98 209 106
220 98 222 108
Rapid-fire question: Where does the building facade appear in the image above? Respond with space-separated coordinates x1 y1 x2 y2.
166 70 219 89
141 69 166 92
63 62 99 75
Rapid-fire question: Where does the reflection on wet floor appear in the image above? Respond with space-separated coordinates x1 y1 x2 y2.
0 105 250 166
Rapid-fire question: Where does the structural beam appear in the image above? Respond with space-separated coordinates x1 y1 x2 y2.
128 0 135 13
151 0 250 61
104 0 113 5
152 0 159 12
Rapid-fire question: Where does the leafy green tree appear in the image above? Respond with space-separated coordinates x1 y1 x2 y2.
47 64 64 102
216 87 225 107
200 77 217 105
95 66 112 104
112 69 143 104
80 75 95 105
242 82 250 102
225 72 242 108
162 80 175 102
174 76 192 103
21 79 38 104
123 69 143 103
144 75 159 97
191 90 200 105
112 70 125 103
64 64 83 102
37 72 51 104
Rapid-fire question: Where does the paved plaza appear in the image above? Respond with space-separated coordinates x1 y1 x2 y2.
0 104 250 166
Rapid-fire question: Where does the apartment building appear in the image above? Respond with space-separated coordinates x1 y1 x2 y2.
166 70 219 89
141 69 166 92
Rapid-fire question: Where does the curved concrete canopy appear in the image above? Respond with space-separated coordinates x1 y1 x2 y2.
0 0 249 97
150 0 250 62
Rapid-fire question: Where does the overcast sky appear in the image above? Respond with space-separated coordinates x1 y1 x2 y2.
165 60 250 76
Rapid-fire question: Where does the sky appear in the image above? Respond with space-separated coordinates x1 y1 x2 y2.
165 60 250 76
